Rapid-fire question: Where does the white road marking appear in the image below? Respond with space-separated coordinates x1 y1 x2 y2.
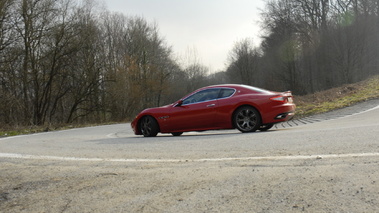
1 152 379 163
106 133 117 138
339 104 379 118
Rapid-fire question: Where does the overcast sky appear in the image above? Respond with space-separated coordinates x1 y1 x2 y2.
104 0 266 72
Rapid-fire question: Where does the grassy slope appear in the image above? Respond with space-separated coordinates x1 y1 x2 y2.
295 75 379 118
1 75 379 137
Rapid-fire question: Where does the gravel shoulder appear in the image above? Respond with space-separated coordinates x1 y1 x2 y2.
1 156 378 213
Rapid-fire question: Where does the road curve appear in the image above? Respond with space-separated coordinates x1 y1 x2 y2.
1 99 379 212
1 99 379 161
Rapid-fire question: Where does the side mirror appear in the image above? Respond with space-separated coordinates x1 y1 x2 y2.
175 100 183 107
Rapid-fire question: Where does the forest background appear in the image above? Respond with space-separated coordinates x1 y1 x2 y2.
1 0 379 128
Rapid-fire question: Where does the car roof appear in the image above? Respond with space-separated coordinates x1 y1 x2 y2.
199 84 272 94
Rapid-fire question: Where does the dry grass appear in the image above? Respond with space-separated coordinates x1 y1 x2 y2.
294 75 379 118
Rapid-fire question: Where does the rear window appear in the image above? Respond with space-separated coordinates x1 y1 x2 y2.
240 85 272 94
219 88 235 98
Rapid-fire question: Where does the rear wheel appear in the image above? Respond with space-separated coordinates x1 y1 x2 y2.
259 124 274 131
140 116 159 137
233 106 261 133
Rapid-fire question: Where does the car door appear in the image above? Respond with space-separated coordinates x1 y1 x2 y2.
213 88 237 127
168 89 220 132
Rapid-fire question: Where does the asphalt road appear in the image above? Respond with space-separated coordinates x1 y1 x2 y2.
1 99 379 212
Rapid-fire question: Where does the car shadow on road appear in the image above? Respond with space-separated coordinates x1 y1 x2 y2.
95 129 282 145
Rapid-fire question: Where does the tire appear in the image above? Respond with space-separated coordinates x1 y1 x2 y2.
259 124 274 131
233 106 261 133
140 116 159 137
171 132 183 136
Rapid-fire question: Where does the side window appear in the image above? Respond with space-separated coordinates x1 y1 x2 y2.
183 89 220 105
219 88 235 99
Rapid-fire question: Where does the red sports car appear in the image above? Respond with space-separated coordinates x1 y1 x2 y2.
131 84 296 137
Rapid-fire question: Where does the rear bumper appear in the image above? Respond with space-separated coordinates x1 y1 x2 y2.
262 104 296 124
274 111 295 120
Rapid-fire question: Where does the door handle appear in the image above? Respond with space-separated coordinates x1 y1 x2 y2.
207 104 216 107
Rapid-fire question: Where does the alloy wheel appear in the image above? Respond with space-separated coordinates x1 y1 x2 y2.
140 116 158 137
234 107 261 132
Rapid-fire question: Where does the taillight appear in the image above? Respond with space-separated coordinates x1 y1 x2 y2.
270 96 286 102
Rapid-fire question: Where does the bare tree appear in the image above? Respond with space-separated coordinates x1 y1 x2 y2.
11 0 77 125
64 0 106 123
227 38 260 85
256 0 379 94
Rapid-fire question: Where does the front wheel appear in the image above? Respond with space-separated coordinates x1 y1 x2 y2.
140 116 159 137
233 106 261 133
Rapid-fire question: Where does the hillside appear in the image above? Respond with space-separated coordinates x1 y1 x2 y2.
295 75 379 118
